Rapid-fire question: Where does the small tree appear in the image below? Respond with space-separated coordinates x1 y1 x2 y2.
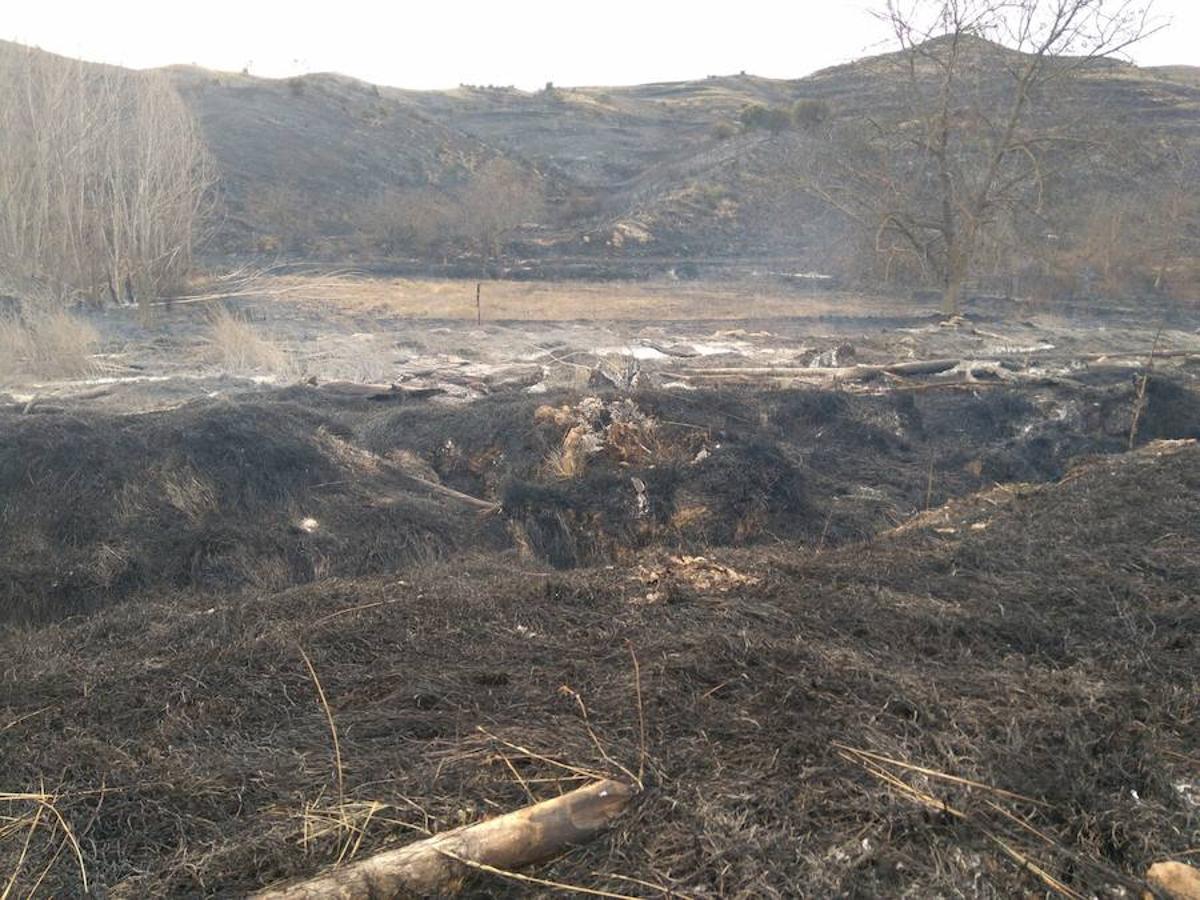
457 159 544 260
805 0 1158 315
1140 142 1200 295
357 187 454 256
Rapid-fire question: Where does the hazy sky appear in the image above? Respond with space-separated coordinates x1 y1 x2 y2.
4 0 1197 90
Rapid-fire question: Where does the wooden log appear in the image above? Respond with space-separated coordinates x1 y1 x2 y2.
1147 861 1200 900
313 382 445 402
253 779 635 899
642 341 700 358
679 359 959 380
882 358 959 376
375 474 500 514
678 375 799 389
1081 349 1200 364
676 367 822 376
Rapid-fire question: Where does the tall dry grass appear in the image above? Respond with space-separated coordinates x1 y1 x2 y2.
0 788 89 895
0 311 100 383
205 307 291 375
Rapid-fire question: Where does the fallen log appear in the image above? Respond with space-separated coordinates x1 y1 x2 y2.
1147 861 1200 900
678 375 800 390
883 358 960 376
679 359 959 380
377 473 501 514
1080 349 1200 365
253 779 635 899
676 367 822 376
313 381 445 402
642 341 700 358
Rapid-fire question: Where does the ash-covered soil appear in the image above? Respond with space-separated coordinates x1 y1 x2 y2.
4 279 1198 415
1 289 1198 898
3 371 1197 625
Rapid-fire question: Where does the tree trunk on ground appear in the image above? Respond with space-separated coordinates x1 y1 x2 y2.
680 359 959 378
252 779 635 900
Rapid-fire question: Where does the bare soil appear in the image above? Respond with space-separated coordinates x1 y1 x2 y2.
0 279 1197 898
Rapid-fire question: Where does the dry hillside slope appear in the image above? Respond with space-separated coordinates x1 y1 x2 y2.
2 37 1198 279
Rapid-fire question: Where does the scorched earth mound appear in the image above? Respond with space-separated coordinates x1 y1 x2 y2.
0 379 1197 897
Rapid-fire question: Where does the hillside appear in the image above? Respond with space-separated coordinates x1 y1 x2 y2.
3 38 1199 282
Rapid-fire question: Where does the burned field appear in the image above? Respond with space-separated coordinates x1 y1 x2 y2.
3 367 1197 624
1 349 1198 898
5 7 1200 893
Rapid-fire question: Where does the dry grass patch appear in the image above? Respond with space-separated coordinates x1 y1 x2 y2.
259 273 865 320
206 306 292 375
0 311 99 383
159 463 220 523
0 789 89 895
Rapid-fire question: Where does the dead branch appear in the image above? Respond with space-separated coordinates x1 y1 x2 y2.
679 359 960 381
380 472 501 514
252 779 635 899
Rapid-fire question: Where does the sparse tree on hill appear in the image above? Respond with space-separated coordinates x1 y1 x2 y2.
1141 142 1200 295
358 187 455 257
1064 139 1200 298
804 0 1159 315
457 159 544 260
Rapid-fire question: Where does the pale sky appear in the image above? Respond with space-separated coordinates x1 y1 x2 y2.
4 0 1196 90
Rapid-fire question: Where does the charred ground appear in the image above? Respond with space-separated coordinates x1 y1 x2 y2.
1 350 1198 897
4 368 1197 625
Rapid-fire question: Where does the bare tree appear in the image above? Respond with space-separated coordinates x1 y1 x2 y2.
805 0 1159 315
253 184 320 256
456 159 544 260
1010 130 1200 299
1140 142 1200 295
0 45 214 308
348 164 541 263
356 187 455 257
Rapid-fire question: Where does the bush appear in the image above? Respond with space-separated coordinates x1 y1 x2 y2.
792 98 832 129
354 187 455 256
712 120 737 141
739 103 792 133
